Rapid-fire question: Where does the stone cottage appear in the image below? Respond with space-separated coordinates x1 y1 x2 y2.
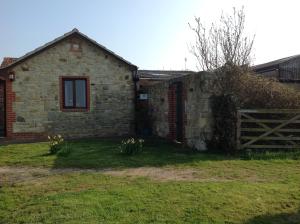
0 29 138 140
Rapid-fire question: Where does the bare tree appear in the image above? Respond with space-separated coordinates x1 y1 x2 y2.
189 8 256 152
189 7 255 72
189 7 255 96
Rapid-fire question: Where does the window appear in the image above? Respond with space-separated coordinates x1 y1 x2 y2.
62 78 87 109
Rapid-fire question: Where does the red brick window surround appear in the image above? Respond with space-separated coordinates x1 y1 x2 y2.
60 76 90 112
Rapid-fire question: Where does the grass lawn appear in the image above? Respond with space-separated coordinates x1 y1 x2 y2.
0 138 300 223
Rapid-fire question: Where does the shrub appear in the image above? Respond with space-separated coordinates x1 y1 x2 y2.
120 138 144 155
206 65 300 154
48 134 64 155
234 71 300 109
209 64 300 109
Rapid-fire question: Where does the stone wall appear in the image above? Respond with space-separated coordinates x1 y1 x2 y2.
9 35 135 138
148 72 214 150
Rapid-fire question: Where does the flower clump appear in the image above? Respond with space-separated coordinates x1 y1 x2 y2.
48 134 64 154
119 138 144 155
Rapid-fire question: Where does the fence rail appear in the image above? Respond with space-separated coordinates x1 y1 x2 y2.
237 109 300 150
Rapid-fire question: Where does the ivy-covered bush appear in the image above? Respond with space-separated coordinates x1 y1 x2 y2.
207 94 238 154
119 138 144 155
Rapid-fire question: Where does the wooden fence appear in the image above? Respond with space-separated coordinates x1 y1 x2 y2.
237 109 300 150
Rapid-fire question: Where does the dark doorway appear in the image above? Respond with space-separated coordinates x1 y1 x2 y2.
175 82 184 141
169 82 184 142
0 81 5 137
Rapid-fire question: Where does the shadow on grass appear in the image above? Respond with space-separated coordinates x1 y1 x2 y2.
51 137 300 169
2 137 299 169
51 137 232 169
245 209 300 224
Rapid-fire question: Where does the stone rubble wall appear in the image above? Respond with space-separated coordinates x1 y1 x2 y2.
148 72 214 150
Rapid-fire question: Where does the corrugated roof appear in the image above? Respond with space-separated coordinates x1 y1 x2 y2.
253 54 300 71
138 70 195 80
0 28 137 70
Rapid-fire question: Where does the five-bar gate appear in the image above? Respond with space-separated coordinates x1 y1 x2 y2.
237 109 300 150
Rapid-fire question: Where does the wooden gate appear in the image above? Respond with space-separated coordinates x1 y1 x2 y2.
237 109 300 150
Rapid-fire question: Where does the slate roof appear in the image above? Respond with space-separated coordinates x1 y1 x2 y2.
0 28 137 70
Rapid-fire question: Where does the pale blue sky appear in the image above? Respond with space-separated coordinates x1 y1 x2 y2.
1 0 300 70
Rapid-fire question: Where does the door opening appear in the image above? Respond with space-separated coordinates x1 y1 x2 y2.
169 82 184 142
0 80 6 137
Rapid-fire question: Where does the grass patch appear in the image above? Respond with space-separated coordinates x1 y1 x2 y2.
241 149 300 160
0 138 300 223
0 172 300 224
